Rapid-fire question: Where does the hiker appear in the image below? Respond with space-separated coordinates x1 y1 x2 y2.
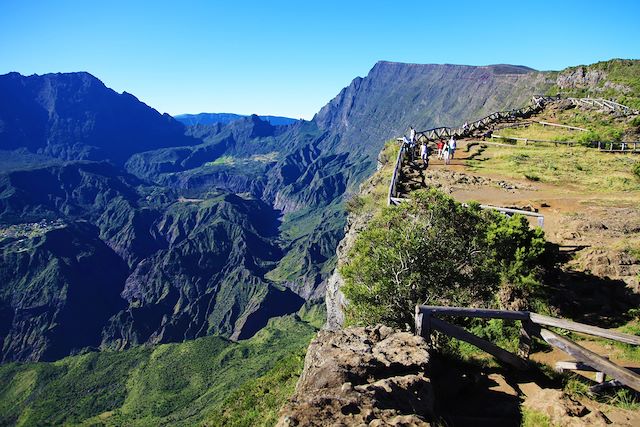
449 136 457 159
437 139 444 159
420 141 429 168
409 126 416 144
462 121 469 134
443 140 451 165
402 135 414 162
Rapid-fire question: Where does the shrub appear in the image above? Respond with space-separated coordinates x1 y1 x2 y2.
340 189 546 330
634 162 640 180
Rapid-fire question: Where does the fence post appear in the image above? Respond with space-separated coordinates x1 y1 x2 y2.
415 306 431 344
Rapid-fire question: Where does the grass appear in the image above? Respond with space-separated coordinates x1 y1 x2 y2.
497 123 585 142
563 374 640 411
345 140 400 217
521 408 554 427
204 152 279 168
206 155 236 166
467 144 640 193
0 315 317 426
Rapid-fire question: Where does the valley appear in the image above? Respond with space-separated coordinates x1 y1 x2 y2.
0 59 638 425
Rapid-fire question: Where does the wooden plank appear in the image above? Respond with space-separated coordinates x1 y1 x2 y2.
479 204 544 220
530 313 640 345
417 305 529 321
430 317 529 370
535 121 589 132
556 360 602 372
538 328 640 392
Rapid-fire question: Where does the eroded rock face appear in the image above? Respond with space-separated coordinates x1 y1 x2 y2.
277 325 434 426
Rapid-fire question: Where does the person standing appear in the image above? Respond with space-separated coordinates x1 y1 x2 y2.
420 141 429 168
443 140 451 165
409 126 416 144
437 139 444 159
449 136 457 159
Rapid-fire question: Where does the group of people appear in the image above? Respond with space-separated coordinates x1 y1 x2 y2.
436 137 456 165
404 126 457 167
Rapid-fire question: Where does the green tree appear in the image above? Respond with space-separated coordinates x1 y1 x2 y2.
340 189 546 330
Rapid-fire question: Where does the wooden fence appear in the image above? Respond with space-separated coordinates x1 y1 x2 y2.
414 96 551 143
415 305 640 392
388 140 407 205
489 135 640 153
414 95 639 144
567 97 640 115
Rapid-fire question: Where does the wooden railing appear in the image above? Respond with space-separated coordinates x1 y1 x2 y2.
414 96 549 143
567 97 640 115
414 96 639 144
415 305 640 392
479 204 544 228
388 140 407 206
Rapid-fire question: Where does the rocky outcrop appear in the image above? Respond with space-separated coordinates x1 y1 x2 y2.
277 325 434 426
325 210 372 330
556 66 632 94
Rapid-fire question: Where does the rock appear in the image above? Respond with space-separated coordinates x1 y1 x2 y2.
276 325 434 426
521 386 610 427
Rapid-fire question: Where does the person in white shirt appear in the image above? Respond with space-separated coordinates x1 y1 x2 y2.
420 142 428 168
443 140 451 165
449 136 457 159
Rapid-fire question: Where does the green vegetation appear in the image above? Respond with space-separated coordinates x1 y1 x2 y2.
340 189 547 330
0 315 316 426
345 140 401 216
467 145 640 193
497 109 636 144
563 374 640 411
634 161 640 180
521 407 553 427
204 351 305 427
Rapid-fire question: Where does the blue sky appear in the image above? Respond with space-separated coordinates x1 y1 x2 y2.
1 0 639 119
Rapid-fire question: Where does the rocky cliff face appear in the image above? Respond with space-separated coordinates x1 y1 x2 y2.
277 325 433 426
314 61 552 161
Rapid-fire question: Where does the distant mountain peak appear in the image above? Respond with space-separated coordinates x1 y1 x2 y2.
174 112 298 127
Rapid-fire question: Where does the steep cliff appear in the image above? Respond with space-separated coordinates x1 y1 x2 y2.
277 325 434 426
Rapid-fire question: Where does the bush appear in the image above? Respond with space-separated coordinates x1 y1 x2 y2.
634 162 640 180
340 189 546 330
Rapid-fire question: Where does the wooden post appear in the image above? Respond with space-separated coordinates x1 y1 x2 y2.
538 328 640 392
415 306 432 344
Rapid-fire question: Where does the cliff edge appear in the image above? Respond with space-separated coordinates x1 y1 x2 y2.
276 325 434 426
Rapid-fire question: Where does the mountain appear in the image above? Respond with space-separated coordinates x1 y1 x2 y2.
0 162 303 362
314 61 551 160
0 63 553 364
0 72 197 165
174 112 298 126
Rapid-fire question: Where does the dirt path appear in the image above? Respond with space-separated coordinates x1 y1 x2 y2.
402 138 640 422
